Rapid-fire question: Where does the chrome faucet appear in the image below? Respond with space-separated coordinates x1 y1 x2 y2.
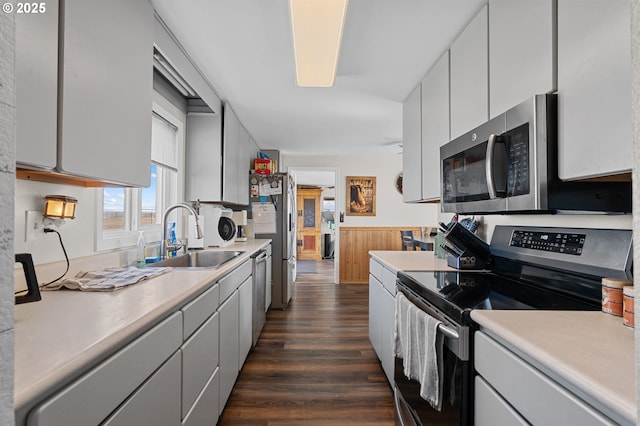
161 203 203 259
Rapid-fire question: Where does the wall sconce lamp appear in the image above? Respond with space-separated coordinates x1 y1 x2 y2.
43 195 77 227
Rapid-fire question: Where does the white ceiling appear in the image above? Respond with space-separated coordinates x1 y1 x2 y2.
151 0 487 156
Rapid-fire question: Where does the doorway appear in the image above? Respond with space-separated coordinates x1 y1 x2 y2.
289 168 337 284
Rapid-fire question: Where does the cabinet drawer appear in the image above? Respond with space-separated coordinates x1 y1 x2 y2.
475 331 615 425
219 260 252 303
182 312 219 419
182 368 220 426
27 312 182 426
369 258 383 282
475 375 527 426
182 283 219 340
102 351 181 426
381 267 397 295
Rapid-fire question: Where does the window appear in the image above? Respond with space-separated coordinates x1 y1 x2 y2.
96 101 183 251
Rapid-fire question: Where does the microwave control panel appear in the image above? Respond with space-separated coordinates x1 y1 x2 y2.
509 230 586 255
505 123 530 197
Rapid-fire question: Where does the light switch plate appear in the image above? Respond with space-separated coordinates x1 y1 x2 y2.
25 210 43 242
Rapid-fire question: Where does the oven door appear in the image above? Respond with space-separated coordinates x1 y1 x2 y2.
394 285 473 426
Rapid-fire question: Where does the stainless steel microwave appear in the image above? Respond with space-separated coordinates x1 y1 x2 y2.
440 94 631 214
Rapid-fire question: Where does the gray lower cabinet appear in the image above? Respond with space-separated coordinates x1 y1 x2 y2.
26 312 183 426
265 245 272 311
217 259 252 414
180 283 221 424
181 369 220 426
474 331 619 426
219 290 240 414
368 258 396 385
475 375 528 426
238 276 253 369
24 257 256 426
102 351 182 426
181 312 219 421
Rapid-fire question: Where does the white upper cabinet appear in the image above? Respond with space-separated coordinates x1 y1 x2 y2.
15 0 58 170
222 105 252 205
402 84 422 203
450 5 488 140
188 103 253 205
489 0 555 118
57 0 153 186
185 111 222 202
222 105 242 204
557 0 632 180
421 51 450 202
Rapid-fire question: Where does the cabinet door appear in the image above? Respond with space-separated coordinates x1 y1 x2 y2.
182 368 219 426
450 5 488 140
238 276 253 369
475 376 528 426
102 351 181 426
218 290 239 414
222 104 250 204
266 249 272 311
402 84 422 202
235 125 251 206
182 312 219 419
380 288 395 385
58 0 153 186
489 0 555 118
185 112 222 202
475 331 615 425
420 51 450 201
27 313 182 426
368 274 383 358
557 0 632 180
15 0 58 170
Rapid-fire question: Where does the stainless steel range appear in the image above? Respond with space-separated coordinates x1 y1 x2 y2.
394 225 633 426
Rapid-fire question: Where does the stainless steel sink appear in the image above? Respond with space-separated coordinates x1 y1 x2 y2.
146 250 245 269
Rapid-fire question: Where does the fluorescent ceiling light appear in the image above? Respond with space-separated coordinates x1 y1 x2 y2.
290 0 348 87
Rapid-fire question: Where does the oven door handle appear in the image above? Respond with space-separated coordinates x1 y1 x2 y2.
438 323 459 341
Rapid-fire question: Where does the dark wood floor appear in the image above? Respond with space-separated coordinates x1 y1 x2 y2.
296 260 335 284
219 283 395 425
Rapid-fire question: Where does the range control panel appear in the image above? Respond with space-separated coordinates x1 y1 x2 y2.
509 230 586 255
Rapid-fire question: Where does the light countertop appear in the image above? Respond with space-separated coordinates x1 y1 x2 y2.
369 250 459 272
14 239 270 421
472 310 636 425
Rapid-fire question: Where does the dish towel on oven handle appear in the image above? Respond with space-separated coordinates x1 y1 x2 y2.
394 291 445 411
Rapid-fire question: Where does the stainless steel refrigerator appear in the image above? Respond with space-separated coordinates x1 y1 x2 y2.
248 173 296 309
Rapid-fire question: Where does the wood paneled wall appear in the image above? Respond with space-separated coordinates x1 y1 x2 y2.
339 226 421 284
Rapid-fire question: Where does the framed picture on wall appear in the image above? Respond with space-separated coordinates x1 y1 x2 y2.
346 176 376 216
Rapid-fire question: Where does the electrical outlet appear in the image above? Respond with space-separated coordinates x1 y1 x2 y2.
25 210 43 242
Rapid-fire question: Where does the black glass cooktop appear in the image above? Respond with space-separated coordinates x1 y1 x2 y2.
397 270 602 325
